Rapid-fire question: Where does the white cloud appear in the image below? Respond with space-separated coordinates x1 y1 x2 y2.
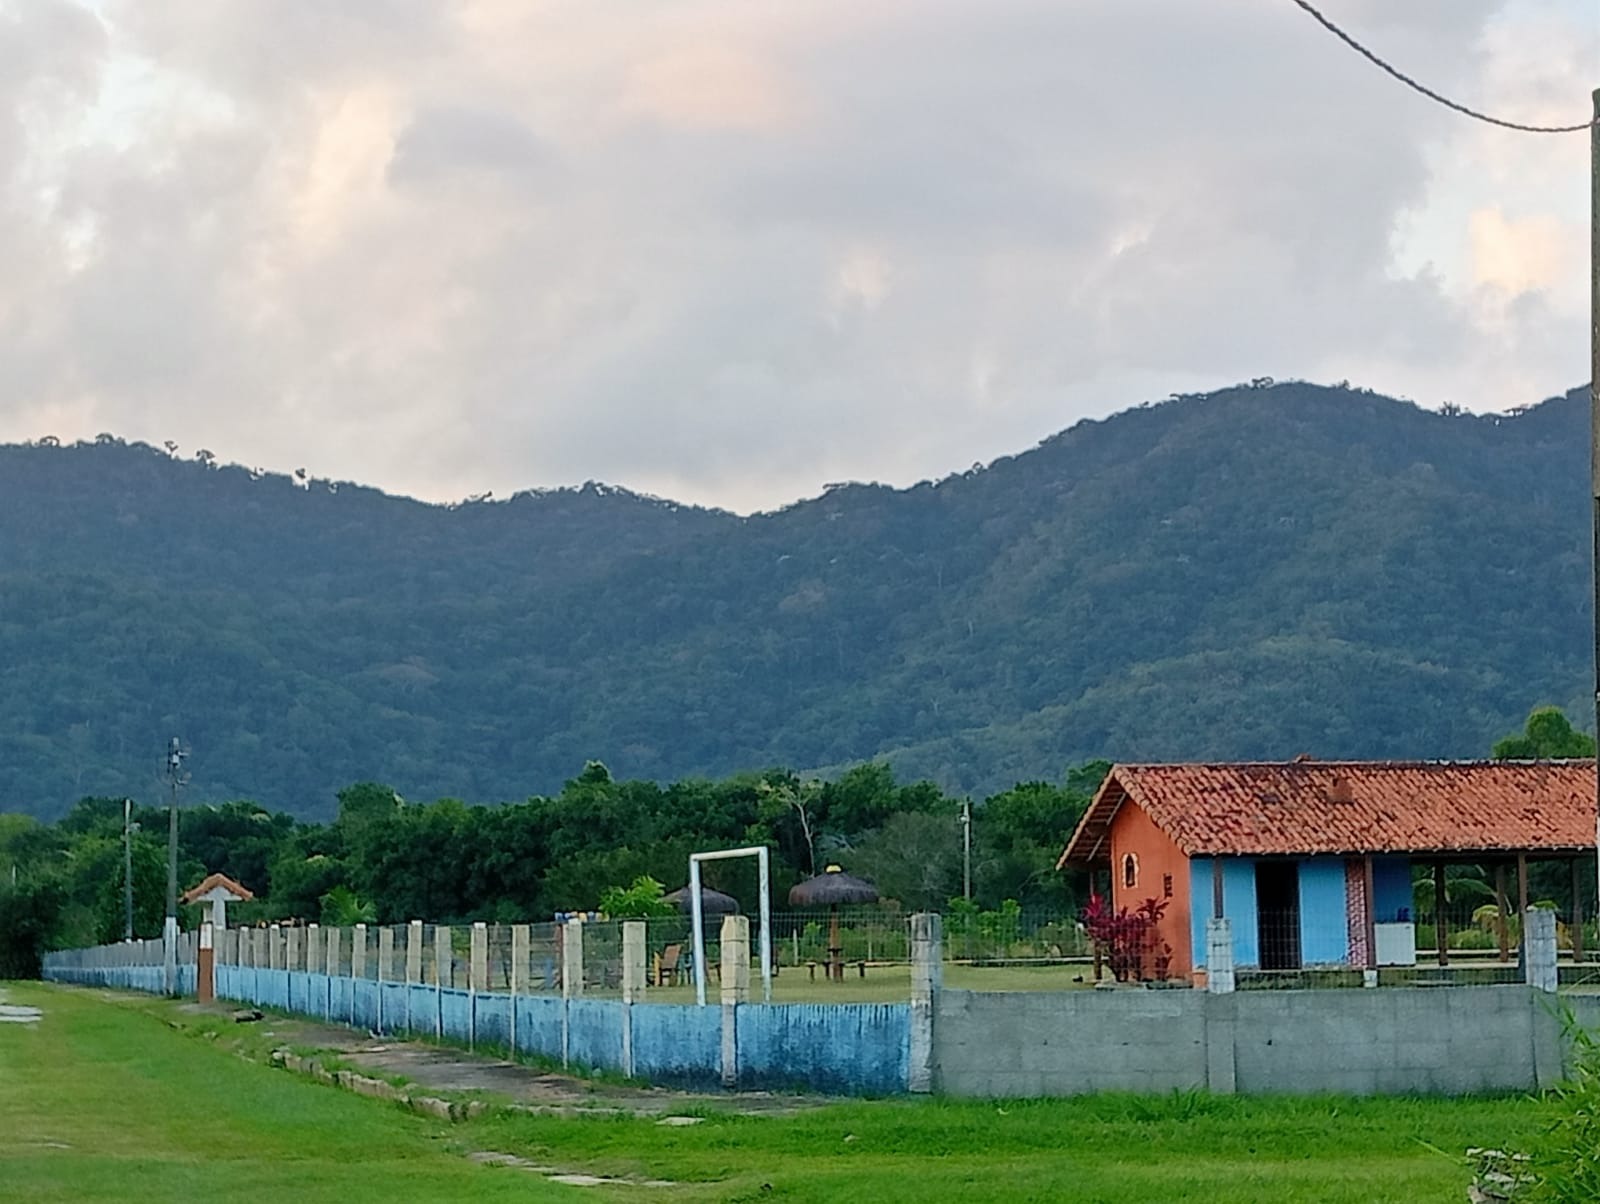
0 0 1591 510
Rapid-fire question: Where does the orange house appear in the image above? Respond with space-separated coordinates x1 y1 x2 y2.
1057 760 1596 984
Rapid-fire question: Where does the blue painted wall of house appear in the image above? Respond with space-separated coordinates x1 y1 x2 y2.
1298 858 1350 965
1191 857 1260 968
1194 856 1361 968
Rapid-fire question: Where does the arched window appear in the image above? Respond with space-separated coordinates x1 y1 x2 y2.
1122 852 1139 890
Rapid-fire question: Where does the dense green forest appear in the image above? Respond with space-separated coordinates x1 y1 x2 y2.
0 380 1591 820
0 759 1106 974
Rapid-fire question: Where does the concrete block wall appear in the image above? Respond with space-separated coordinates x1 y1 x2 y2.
937 989 1209 1097
936 984 1576 1098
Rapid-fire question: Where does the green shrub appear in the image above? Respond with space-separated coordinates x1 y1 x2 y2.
1527 1019 1600 1201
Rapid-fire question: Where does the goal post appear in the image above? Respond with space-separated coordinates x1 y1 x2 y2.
688 846 772 1005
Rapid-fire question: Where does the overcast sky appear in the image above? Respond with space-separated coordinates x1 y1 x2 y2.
0 1 1594 512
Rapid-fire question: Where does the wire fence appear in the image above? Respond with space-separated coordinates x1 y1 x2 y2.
46 891 1598 997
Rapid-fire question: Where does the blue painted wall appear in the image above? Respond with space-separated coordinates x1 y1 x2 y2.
475 993 512 1050
514 995 565 1061
62 961 913 1097
1191 858 1260 968
567 998 624 1072
1298 858 1350 965
736 1003 909 1095
631 1003 722 1087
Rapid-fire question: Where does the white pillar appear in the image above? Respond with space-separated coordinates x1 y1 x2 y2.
268 924 283 971
511 925 530 995
351 924 367 979
163 916 178 994
434 925 452 988
325 927 341 977
720 915 750 1005
909 912 942 1093
406 921 424 984
562 918 584 998
1206 918 1236 994
284 926 302 973
1525 907 1559 993
378 926 395 982
470 922 488 992
621 921 647 1004
212 896 227 931
305 924 322 975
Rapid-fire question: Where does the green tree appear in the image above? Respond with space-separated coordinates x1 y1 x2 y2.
598 875 676 918
0 878 65 978
1492 707 1596 760
319 884 377 926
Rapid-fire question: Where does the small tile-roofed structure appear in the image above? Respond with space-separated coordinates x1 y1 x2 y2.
1060 760 1595 866
1057 760 1597 983
180 872 255 930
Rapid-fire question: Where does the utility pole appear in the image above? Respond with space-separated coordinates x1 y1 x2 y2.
1591 87 1599 927
960 799 972 902
164 737 187 993
123 798 135 941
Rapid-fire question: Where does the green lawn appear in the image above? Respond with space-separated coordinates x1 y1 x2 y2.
1 983 1552 1202
0 983 585 1202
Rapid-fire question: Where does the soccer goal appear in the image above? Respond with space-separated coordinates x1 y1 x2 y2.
687 846 772 1004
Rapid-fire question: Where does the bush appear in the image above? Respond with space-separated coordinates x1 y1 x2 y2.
0 880 66 979
1526 1019 1600 1201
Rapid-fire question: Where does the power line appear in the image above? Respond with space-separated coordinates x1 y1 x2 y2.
1287 0 1593 134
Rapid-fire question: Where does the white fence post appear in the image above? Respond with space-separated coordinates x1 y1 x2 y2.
1524 907 1558 993
909 913 942 1093
1206 918 1236 995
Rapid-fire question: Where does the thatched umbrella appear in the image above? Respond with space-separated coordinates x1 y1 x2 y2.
663 885 740 916
788 866 879 981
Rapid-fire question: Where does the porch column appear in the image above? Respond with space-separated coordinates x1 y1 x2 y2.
1517 853 1530 917
1573 859 1587 965
1494 864 1511 962
1432 862 1448 968
1361 855 1377 972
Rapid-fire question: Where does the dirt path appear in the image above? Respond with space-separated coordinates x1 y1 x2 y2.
170 996 817 1117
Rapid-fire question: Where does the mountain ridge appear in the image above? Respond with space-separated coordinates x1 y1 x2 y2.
0 380 1589 819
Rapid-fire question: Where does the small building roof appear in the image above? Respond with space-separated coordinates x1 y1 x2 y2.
1058 760 1597 869
180 872 256 905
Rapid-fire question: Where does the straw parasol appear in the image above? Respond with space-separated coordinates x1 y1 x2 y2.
788 866 879 980
663 885 740 916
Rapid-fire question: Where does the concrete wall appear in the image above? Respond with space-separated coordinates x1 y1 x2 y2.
936 984 1574 1098
202 962 907 1095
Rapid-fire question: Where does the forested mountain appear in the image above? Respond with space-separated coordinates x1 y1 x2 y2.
0 381 1589 819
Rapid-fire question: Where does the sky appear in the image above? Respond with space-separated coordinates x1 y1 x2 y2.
0 0 1595 513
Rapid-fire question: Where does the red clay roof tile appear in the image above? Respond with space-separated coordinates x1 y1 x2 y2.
1059 760 1596 867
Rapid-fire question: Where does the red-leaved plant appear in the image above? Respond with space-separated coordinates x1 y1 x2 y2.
1080 893 1172 982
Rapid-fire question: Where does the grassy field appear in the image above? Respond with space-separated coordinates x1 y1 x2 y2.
625 960 1097 1004
1 982 1551 1202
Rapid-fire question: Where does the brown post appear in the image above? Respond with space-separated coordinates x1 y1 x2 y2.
1362 855 1378 971
1573 859 1587 965
1433 861 1449 968
1495 863 1511 962
1517 853 1530 918
197 921 215 1003
1212 857 1224 920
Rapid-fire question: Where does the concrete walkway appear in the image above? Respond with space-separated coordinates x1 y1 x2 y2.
174 997 816 1116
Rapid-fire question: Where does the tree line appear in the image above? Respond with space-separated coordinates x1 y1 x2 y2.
0 759 1108 975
